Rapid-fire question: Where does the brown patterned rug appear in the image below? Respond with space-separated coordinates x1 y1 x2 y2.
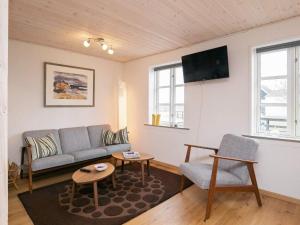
18 164 192 225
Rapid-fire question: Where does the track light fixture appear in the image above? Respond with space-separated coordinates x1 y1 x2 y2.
82 37 114 55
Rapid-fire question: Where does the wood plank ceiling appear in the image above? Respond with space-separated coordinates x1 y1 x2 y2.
9 0 300 62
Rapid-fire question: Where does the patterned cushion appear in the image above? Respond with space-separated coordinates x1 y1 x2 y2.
102 129 115 146
25 133 59 160
114 127 129 144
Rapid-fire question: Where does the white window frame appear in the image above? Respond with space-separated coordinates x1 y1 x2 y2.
152 64 184 127
253 43 300 138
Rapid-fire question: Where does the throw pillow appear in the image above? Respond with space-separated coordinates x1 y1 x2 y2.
114 127 129 144
102 129 115 146
25 133 59 160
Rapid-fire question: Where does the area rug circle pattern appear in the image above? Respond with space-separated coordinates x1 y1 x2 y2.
18 164 192 225
59 169 165 219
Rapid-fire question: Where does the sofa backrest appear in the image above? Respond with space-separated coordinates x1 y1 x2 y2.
23 129 63 154
87 124 111 148
59 126 91 153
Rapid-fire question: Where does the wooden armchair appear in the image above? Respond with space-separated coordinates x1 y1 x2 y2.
180 134 262 221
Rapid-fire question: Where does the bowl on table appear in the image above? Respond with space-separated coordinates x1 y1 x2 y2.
94 163 108 172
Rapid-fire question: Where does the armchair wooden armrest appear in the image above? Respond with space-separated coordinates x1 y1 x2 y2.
209 154 258 164
184 144 218 162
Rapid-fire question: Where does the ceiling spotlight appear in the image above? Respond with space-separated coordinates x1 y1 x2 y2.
101 43 108 51
108 47 114 55
83 39 90 48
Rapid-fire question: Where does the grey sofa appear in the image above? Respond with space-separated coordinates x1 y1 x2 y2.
21 124 130 192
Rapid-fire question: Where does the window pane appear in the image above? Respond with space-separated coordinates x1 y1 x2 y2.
259 105 288 134
159 88 170 104
261 79 287 104
175 86 184 104
175 67 184 85
260 50 287 77
158 69 170 86
158 105 170 123
175 105 184 126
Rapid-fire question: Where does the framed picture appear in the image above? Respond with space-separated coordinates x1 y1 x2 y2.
44 62 95 107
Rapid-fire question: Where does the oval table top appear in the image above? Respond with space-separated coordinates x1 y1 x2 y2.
112 152 154 162
72 162 115 184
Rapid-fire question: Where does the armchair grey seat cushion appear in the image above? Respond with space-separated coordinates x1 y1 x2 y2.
180 161 244 189
71 148 107 162
31 154 74 171
105 144 131 154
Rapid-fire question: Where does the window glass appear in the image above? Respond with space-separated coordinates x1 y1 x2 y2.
158 105 170 123
260 50 287 77
158 69 170 86
260 79 287 104
175 86 184 104
159 88 170 104
175 105 184 126
175 67 184 85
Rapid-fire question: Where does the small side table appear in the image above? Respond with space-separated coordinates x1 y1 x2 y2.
112 152 154 186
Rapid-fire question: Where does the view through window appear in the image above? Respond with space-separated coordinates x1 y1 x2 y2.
153 64 184 127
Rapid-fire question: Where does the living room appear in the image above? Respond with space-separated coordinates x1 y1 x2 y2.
1 1 300 225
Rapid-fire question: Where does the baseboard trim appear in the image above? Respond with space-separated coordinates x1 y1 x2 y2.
260 189 300 205
151 160 300 205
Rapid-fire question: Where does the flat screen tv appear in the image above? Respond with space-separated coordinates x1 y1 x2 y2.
181 46 229 83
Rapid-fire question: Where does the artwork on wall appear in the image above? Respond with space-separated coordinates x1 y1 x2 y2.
44 62 95 107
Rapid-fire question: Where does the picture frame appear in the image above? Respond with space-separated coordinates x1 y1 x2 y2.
44 62 95 107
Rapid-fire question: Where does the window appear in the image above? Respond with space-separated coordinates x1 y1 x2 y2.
151 63 184 127
254 41 300 137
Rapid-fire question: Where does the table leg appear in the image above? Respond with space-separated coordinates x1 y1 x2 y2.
121 160 124 172
141 161 145 186
112 173 116 189
147 160 150 176
93 182 98 208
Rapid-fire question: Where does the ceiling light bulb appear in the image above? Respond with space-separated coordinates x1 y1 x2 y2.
83 39 90 48
101 43 108 51
108 47 114 55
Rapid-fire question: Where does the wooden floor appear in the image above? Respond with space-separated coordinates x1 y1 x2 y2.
8 161 300 225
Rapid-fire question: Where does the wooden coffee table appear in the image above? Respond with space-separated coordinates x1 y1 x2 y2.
71 162 115 208
112 152 154 186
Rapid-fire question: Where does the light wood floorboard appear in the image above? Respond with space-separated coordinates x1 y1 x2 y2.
8 161 300 225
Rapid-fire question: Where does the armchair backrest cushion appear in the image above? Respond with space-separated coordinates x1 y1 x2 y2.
23 129 62 154
218 134 258 183
59 127 91 153
87 124 111 148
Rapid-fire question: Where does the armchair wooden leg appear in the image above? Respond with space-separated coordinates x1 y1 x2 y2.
205 157 219 221
180 175 185 193
247 164 262 207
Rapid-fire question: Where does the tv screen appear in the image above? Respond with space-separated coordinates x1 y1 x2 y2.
181 46 229 83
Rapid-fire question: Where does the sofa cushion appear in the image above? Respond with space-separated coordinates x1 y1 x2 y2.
87 125 111 148
31 154 74 171
59 127 91 153
105 144 131 155
114 127 129 144
25 133 59 160
23 129 62 154
71 148 107 162
180 161 244 189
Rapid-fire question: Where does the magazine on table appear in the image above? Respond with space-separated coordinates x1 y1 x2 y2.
123 151 140 159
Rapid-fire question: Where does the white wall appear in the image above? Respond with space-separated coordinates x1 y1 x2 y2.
8 40 123 164
124 17 300 199
0 0 8 224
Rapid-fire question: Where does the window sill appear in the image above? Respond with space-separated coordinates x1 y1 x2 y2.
243 134 300 143
144 124 190 130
